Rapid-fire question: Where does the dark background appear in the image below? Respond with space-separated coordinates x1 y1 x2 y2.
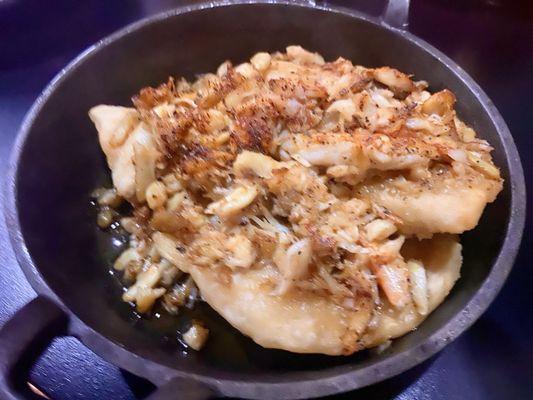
0 0 531 399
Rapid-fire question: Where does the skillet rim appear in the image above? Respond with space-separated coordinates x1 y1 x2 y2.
3 0 526 398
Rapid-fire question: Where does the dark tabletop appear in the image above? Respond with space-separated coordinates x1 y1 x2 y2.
0 1 532 399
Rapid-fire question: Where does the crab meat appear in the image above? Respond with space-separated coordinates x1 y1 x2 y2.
274 238 312 285
353 90 399 131
286 45 325 66
233 151 282 178
122 265 165 313
365 219 397 242
152 232 189 273
325 99 356 122
250 52 272 72
374 263 411 308
183 322 209 351
407 260 429 315
373 66 414 94
205 184 258 218
297 142 357 167
421 89 456 117
225 235 257 269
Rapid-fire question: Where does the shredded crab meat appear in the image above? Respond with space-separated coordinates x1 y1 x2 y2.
205 183 258 218
90 46 502 355
273 238 313 294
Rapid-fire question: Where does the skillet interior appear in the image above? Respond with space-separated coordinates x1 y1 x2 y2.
13 3 511 380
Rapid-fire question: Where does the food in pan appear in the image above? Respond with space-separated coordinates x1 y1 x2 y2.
89 46 502 355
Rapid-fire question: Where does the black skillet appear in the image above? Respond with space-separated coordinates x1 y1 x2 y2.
0 1 526 399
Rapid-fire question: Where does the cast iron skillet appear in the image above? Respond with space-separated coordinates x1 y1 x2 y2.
0 1 526 399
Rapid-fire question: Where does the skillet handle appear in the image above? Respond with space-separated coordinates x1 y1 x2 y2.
0 298 217 400
381 0 411 29
307 0 411 30
0 296 68 399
